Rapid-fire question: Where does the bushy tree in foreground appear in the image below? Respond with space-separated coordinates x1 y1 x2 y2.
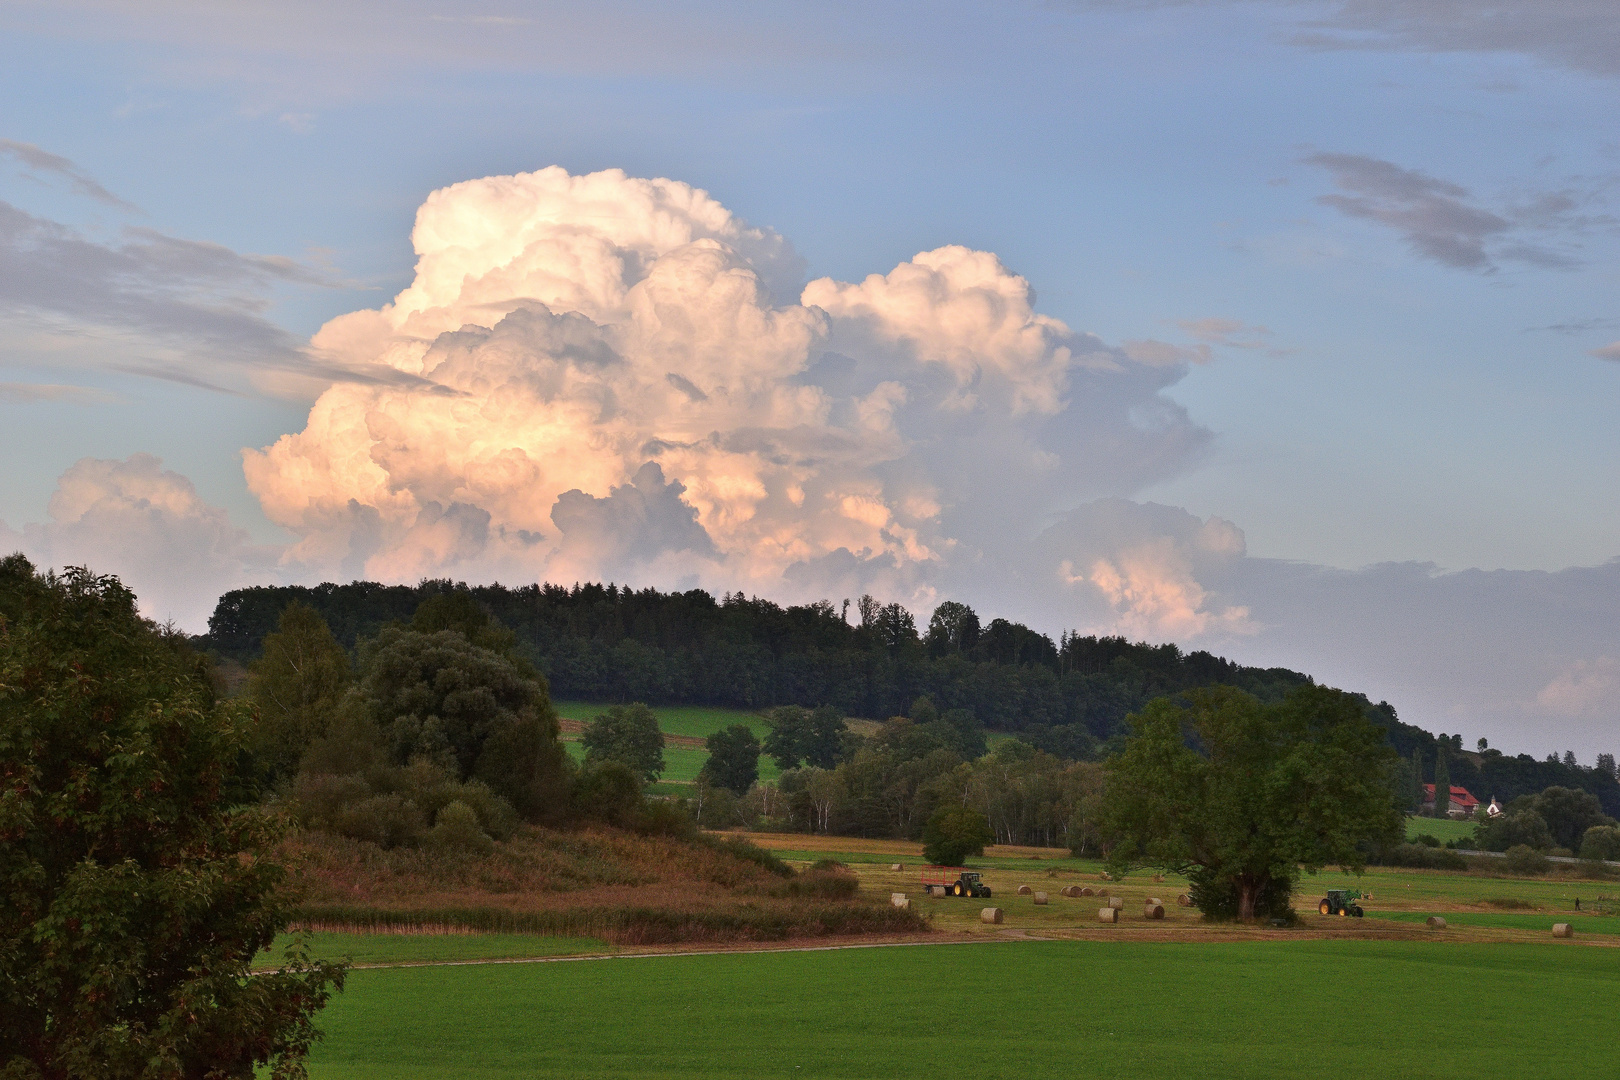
581 703 665 782
0 556 344 1079
1105 685 1402 921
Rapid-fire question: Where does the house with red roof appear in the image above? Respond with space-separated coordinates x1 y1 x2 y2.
1423 784 1480 819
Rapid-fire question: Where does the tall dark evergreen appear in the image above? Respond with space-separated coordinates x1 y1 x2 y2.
1432 747 1451 819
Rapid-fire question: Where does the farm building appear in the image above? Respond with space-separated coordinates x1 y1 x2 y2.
1422 784 1480 819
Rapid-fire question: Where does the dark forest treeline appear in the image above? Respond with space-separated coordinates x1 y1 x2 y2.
202 578 1620 815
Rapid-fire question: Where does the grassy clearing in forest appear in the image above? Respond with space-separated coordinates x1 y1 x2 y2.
1403 815 1478 843
554 702 780 785
304 939 1617 1079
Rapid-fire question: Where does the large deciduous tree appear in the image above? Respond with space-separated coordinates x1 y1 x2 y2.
0 556 345 1078
357 627 570 821
1105 685 1402 921
701 724 760 796
581 703 665 782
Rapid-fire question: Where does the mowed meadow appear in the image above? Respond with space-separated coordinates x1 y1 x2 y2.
301 939 1615 1079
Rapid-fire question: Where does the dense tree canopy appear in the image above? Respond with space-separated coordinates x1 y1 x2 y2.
701 725 761 796
356 627 569 820
581 703 665 782
1105 685 1404 920
0 556 343 1079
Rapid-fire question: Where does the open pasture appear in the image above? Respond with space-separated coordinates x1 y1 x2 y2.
554 703 781 785
305 939 1617 1079
1403 816 1478 844
552 702 771 740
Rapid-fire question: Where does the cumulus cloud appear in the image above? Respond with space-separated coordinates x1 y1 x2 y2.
1537 657 1620 717
4 453 277 628
1303 153 1595 271
245 166 1207 601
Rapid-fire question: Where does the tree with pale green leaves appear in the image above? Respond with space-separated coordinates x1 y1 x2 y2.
1104 685 1402 921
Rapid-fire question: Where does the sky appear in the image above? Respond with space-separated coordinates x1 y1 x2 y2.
0 0 1616 760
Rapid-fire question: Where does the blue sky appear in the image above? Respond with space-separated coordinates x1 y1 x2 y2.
1 1 1616 758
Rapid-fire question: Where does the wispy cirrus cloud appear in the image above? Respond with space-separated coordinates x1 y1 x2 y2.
0 197 461 397
1303 153 1601 271
0 381 116 404
0 139 138 211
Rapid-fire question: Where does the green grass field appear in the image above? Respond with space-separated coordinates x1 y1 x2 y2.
1404 815 1479 843
305 939 1616 1079
557 702 780 785
553 702 771 740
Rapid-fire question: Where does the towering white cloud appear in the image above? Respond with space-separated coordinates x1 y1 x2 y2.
245 166 1206 602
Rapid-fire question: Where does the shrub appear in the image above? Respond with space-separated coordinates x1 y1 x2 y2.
1412 833 1441 848
331 794 428 849
1503 844 1551 876
571 760 645 828
1377 843 1467 870
697 834 793 877
635 798 697 839
1580 825 1620 863
427 800 496 855
1481 896 1536 909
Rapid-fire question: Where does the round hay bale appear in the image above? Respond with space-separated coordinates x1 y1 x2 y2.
1152 874 1165 883
890 863 903 872
1080 887 1095 897
1553 923 1574 938
1425 916 1446 929
1033 891 1049 905
980 907 1004 924
1096 889 1109 898
1098 907 1118 923
892 897 911 910
1146 897 1162 906
1176 893 1193 906
928 885 946 898
1143 903 1165 920
1108 896 1124 909
1017 884 1033 895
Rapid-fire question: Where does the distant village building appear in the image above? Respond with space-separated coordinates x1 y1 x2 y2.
1485 797 1503 818
1423 784 1480 819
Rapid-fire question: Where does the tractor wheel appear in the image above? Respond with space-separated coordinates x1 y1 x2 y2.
1339 907 1348 917
1319 899 1331 916
953 883 964 897
1353 907 1364 918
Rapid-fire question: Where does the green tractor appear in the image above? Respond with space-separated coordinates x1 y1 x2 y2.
1318 889 1365 917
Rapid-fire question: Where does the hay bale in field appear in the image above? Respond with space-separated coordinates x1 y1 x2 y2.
1098 907 1118 923
1108 897 1124 909
892 897 911 910
932 885 949 898
1080 887 1095 897
1146 897 1162 906
1096 889 1109 898
981 907 1004 924
890 863 903 872
1553 923 1574 938
1176 894 1192 906
1425 916 1446 929
1143 903 1165 920
1152 874 1164 883
1033 892 1049 905
1017 884 1033 895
